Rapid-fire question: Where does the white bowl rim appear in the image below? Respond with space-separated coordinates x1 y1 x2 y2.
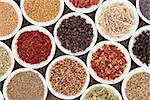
45 55 90 100
87 41 131 84
95 0 139 42
0 0 23 40
136 0 150 24
11 25 56 69
54 12 98 56
80 84 123 100
3 68 48 100
20 0 64 26
0 91 4 100
0 41 15 82
121 67 150 100
64 0 104 13
128 25 150 67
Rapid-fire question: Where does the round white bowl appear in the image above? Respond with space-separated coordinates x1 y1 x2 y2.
3 68 48 100
121 67 150 100
0 42 15 82
0 91 4 100
0 0 23 40
54 12 98 56
45 55 90 100
20 0 64 26
129 25 150 67
95 0 139 42
12 25 56 69
64 0 104 13
136 0 150 24
80 84 123 100
87 41 131 84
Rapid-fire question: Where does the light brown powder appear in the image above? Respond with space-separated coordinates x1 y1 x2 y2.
24 0 60 22
7 71 45 100
50 58 86 96
125 72 150 100
0 2 18 36
0 47 11 77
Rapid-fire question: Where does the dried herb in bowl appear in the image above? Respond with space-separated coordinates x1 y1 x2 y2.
57 15 94 53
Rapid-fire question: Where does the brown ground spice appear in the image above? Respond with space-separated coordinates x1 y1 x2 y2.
24 0 60 22
0 2 18 36
50 58 86 96
125 72 150 100
7 71 45 100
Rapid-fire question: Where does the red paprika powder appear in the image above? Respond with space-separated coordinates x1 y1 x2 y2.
17 30 52 64
70 0 100 8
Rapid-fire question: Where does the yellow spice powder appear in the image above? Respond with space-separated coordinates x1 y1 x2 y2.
24 0 60 22
0 2 18 36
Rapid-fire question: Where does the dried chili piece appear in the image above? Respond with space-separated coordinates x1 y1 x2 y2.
91 44 127 80
17 30 52 64
70 0 100 8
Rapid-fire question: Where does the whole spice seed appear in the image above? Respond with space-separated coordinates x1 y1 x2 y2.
70 0 100 8
24 0 60 22
132 30 150 66
99 3 134 37
91 44 127 80
139 0 150 20
50 58 86 96
17 30 52 64
85 87 119 100
57 15 94 53
0 2 18 36
125 72 150 100
0 47 11 77
7 71 45 100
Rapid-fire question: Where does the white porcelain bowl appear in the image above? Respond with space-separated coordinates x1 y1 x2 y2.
80 84 123 100
136 0 150 24
45 55 90 100
0 42 15 82
3 68 48 100
95 0 139 42
0 0 23 40
87 41 131 84
64 0 104 13
54 12 98 56
129 25 150 67
20 0 64 26
0 91 4 100
12 25 56 69
121 67 150 100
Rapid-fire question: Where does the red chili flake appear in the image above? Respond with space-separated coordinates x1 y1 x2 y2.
70 0 100 8
91 44 127 80
17 30 52 64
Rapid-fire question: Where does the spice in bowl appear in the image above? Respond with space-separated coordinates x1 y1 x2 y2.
4 69 47 100
139 0 150 20
0 47 11 77
132 30 150 66
17 30 52 64
23 0 60 22
0 2 18 36
56 14 95 54
84 87 119 100
50 58 86 96
91 44 127 81
98 3 134 37
125 72 150 100
69 0 100 8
